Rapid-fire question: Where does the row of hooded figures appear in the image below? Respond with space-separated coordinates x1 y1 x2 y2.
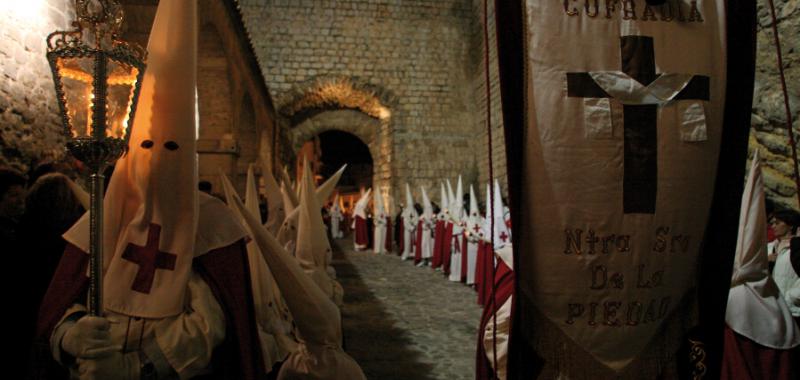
338 176 514 309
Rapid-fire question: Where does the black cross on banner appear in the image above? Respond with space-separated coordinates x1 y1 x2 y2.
121 223 178 294
566 36 710 214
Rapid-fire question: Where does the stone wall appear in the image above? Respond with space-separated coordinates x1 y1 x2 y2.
0 1 76 173
470 0 508 201
239 0 481 203
750 0 799 211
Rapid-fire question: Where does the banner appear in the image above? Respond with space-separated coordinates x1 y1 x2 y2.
518 0 727 373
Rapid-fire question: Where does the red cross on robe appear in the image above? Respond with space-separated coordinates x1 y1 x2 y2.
121 223 177 294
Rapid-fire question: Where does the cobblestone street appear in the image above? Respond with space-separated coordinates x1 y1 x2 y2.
332 238 482 380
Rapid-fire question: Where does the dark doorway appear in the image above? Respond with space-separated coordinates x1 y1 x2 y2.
297 130 373 211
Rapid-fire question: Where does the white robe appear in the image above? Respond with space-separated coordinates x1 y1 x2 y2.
401 215 417 260
373 213 388 254
330 208 343 238
448 222 464 282
421 217 434 260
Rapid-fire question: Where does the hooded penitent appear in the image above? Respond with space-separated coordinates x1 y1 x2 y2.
352 188 371 251
220 169 297 370
281 181 298 215
448 176 465 282
465 184 482 285
401 183 418 260
373 188 388 254
477 179 514 380
276 164 347 252
63 0 245 318
295 160 344 306
414 186 434 264
432 182 449 269
259 159 286 236
232 196 367 380
315 164 347 205
330 194 344 239
725 151 800 349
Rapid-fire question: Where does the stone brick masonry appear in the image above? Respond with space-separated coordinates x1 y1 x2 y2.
0 1 76 172
239 0 487 201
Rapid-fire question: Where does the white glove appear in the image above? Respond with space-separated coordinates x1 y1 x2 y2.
77 351 139 380
61 316 117 359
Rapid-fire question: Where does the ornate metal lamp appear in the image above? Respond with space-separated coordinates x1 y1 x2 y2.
47 0 146 316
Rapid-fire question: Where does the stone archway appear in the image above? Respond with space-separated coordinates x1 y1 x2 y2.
277 76 395 197
291 110 380 162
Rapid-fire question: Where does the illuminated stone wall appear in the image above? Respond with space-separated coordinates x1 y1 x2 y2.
750 0 800 211
0 1 76 172
239 0 482 204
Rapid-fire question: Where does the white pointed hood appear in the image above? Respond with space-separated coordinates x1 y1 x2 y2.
281 181 298 213
404 183 418 221
353 188 372 219
296 160 332 270
259 160 286 236
219 170 296 365
491 180 512 251
726 151 800 348
62 0 244 318
446 179 456 214
439 182 449 218
451 176 464 221
315 164 347 205
466 184 481 239
421 186 433 220
231 196 342 347
279 165 295 196
294 160 340 305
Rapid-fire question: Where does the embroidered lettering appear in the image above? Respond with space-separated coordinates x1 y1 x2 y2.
564 228 583 254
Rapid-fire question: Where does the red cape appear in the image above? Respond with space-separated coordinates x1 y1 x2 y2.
476 241 496 306
721 325 798 380
354 215 369 248
431 220 445 268
441 223 454 276
35 240 266 380
476 258 514 380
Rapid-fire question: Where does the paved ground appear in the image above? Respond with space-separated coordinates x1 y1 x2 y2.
332 238 482 380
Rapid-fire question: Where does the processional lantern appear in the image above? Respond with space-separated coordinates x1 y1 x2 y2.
46 0 146 315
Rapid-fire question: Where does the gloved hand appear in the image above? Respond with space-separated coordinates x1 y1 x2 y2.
61 316 117 359
77 351 139 380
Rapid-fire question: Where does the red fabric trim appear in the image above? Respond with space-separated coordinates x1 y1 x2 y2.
476 259 514 380
35 244 89 339
442 223 454 275
195 239 266 380
432 220 445 268
35 241 266 380
721 325 799 380
354 216 369 247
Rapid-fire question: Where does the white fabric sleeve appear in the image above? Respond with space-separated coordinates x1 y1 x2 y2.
787 279 800 308
50 303 88 365
153 272 226 379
